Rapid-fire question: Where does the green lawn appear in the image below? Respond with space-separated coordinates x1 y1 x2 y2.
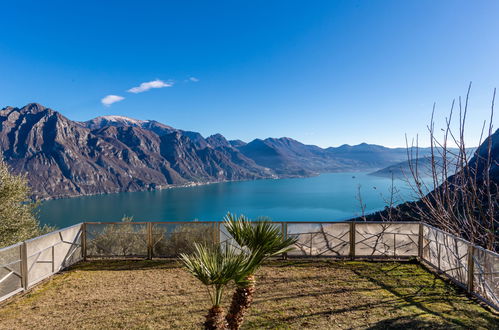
0 259 496 329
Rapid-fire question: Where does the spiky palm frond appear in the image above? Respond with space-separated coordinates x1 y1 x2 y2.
223 213 298 260
179 243 259 306
223 213 298 330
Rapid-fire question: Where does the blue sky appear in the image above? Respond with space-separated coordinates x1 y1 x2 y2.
0 1 498 147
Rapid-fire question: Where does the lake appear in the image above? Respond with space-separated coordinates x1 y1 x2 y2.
38 172 419 228
39 173 420 228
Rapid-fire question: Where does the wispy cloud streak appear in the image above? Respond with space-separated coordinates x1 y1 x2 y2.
101 95 125 106
127 79 173 93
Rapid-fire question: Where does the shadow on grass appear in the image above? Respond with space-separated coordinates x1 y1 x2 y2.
68 259 182 271
248 260 498 328
343 261 498 328
366 315 456 330
66 259 497 329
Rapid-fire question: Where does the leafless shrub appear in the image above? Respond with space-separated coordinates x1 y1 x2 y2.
405 84 498 251
378 174 402 222
356 184 367 221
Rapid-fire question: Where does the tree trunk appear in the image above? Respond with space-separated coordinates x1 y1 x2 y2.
204 306 227 330
226 275 256 330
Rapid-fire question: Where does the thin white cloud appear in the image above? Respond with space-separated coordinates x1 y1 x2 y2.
127 79 173 94
101 95 125 106
189 76 200 82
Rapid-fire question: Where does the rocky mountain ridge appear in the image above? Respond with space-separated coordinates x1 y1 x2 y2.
0 103 430 199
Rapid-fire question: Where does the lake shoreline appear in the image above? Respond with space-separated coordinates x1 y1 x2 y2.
38 172 417 228
35 171 333 201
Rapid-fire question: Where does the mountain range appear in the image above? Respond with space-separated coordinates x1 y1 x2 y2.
0 103 434 199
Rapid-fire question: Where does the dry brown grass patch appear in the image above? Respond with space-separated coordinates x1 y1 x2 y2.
0 260 496 329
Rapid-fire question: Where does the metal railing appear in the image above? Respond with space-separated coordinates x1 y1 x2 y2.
0 223 82 302
1 221 498 311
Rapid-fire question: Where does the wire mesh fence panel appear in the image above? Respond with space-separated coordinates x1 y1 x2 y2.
152 222 218 257
86 223 147 258
219 222 243 252
2 220 498 311
287 223 350 257
422 225 440 267
0 243 23 302
422 225 469 286
25 224 82 287
473 247 499 310
354 223 419 257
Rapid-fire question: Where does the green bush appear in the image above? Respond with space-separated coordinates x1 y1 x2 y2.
153 223 217 257
0 158 52 248
87 217 148 257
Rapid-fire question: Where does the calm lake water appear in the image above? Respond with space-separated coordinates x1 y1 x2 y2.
38 172 419 228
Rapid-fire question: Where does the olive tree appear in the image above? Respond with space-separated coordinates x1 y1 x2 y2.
0 158 51 248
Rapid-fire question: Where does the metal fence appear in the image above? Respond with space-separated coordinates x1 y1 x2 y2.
1 221 498 311
0 223 83 302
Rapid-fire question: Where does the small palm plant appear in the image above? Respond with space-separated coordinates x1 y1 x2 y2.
180 243 258 330
223 213 298 330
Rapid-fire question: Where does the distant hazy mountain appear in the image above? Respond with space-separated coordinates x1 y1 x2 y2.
369 157 444 178
352 131 498 225
0 103 431 199
369 147 476 178
327 143 433 169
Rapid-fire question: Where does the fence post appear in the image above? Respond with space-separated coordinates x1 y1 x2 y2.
418 222 423 259
349 222 356 259
309 233 313 256
282 222 288 260
213 222 219 244
20 242 28 290
51 246 55 273
393 233 396 257
147 222 153 260
467 244 475 293
81 223 87 261
437 235 441 270
213 221 222 244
